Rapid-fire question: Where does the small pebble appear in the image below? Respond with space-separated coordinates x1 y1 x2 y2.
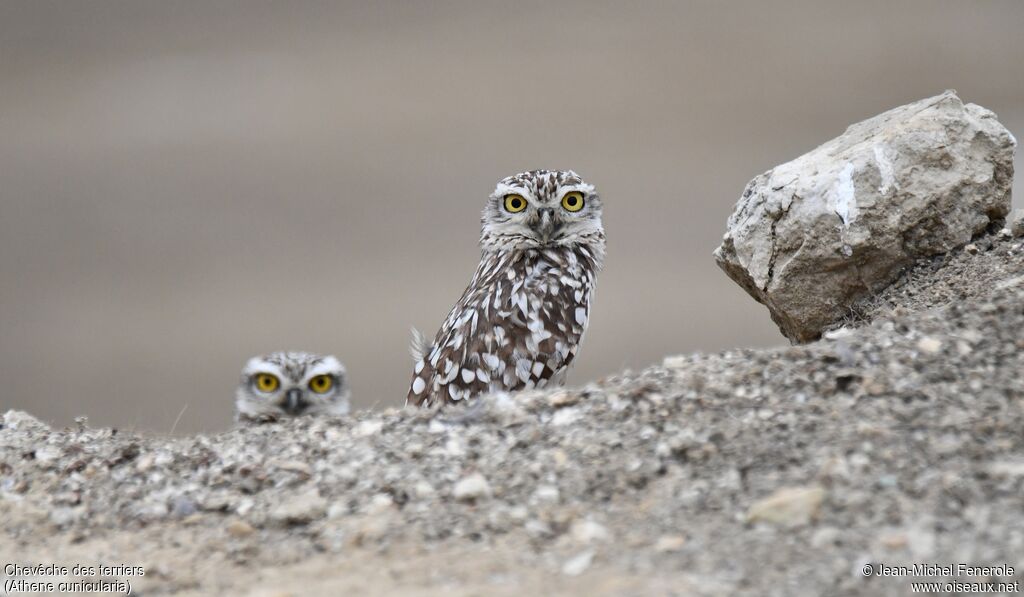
547 391 580 408
268 490 327 525
916 337 943 355
570 519 610 544
453 473 491 502
1009 209 1024 238
226 520 255 538
746 486 825 527
561 550 594 576
354 420 383 437
653 535 687 553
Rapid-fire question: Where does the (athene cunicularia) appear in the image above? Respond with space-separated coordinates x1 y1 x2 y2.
235 352 350 422
408 169 605 407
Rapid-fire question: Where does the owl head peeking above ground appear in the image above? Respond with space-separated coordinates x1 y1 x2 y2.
480 169 605 256
235 352 350 423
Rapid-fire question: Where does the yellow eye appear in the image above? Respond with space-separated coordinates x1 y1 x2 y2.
503 194 528 213
308 374 333 394
254 373 279 393
561 191 585 212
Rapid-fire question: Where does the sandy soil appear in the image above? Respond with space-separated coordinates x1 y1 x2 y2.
2 230 1023 596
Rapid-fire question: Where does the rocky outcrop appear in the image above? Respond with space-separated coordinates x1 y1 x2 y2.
714 91 1016 342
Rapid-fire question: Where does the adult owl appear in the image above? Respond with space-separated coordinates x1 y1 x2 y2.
235 352 351 422
408 169 605 407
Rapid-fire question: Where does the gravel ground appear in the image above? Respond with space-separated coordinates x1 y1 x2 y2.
1 230 1023 596
842 224 1024 325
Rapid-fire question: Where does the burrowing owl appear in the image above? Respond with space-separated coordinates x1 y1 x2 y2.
407 169 605 407
235 352 351 422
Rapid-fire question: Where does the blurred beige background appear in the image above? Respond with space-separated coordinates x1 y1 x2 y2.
1 1 1021 434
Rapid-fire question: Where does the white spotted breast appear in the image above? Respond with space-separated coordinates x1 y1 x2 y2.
407 245 598 407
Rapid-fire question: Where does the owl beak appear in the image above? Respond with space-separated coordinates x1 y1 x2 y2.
283 388 308 415
535 208 558 243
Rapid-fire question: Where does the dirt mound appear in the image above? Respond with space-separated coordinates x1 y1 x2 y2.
2 229 1023 596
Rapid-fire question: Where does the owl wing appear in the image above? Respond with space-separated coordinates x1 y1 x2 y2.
407 260 589 406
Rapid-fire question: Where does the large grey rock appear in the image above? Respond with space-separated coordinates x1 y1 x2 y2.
714 91 1015 342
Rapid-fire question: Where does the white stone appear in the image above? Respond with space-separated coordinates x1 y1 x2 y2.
547 391 580 408
34 446 61 464
453 473 491 502
916 336 943 355
363 493 394 515
746 486 826 527
268 489 327 525
653 534 687 552
413 481 436 498
561 550 594 576
353 420 383 437
532 485 561 503
570 519 611 544
550 407 581 426
987 460 1024 478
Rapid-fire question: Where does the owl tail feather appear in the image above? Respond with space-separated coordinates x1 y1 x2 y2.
409 327 431 362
